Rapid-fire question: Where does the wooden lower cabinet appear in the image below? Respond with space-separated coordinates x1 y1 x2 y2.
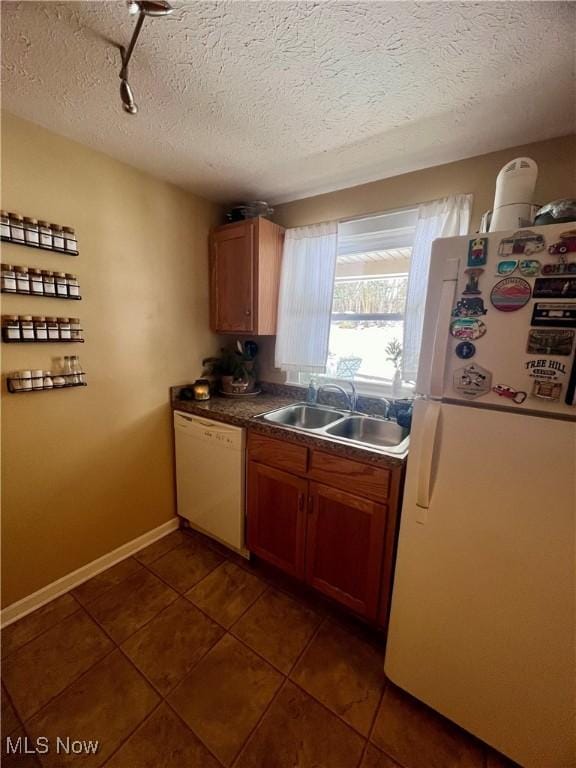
246 461 307 579
246 431 403 625
305 482 387 621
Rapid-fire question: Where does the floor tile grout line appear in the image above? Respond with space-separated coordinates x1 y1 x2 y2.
356 678 388 768
163 694 228 768
1 599 83 662
137 542 227 599
96 698 165 768
70 557 147 610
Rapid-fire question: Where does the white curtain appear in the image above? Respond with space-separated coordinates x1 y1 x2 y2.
275 221 338 373
402 194 472 382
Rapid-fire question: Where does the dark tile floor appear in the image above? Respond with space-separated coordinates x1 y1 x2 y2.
1 528 519 768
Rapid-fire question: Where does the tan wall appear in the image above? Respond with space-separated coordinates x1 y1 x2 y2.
258 134 576 382
1 113 222 607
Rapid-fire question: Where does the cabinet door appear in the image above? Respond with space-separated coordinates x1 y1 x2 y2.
306 482 387 620
210 221 254 332
247 462 307 579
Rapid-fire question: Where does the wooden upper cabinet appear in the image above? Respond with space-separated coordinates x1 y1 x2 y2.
209 217 285 334
246 461 307 580
305 482 388 620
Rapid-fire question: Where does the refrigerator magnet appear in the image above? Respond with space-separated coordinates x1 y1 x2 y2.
455 341 476 359
541 261 576 275
490 277 531 312
497 230 545 258
525 359 567 381
492 384 527 404
531 302 576 328
533 277 576 298
531 380 562 401
497 260 518 276
463 268 484 295
518 259 541 277
452 297 487 318
527 329 574 356
450 317 487 340
467 238 488 267
453 364 492 399
548 229 576 257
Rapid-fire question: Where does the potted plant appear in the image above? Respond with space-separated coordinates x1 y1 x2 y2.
385 339 403 396
202 340 258 394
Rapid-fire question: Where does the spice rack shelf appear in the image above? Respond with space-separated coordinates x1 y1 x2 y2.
1 237 78 256
7 379 87 394
2 338 85 344
1 289 82 300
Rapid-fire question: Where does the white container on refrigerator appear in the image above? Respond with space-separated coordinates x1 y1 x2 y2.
385 223 576 768
174 411 247 556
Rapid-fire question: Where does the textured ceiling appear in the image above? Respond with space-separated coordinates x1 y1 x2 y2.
1 1 575 204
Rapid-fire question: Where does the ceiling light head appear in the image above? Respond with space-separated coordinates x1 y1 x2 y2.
120 79 138 115
126 0 173 16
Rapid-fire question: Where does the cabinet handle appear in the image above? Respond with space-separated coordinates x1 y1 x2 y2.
307 495 313 514
244 309 251 316
298 493 304 512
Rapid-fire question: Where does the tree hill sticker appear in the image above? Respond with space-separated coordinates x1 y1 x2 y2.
490 277 531 312
524 359 567 381
527 329 574 356
450 317 487 340
453 364 492 399
533 277 576 298
531 302 576 328
467 238 488 267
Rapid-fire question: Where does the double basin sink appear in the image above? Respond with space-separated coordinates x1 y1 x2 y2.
260 403 409 455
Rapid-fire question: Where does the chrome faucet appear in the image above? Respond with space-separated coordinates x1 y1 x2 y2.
318 381 358 413
380 397 392 419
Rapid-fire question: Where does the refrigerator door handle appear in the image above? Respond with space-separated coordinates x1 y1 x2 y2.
429 258 459 398
415 401 441 520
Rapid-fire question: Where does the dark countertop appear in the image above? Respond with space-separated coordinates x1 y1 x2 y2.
171 387 408 469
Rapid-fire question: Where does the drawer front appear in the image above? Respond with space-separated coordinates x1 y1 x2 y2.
248 432 308 475
308 450 391 502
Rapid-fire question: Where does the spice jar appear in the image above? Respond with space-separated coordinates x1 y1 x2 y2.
46 316 60 340
42 270 56 296
66 273 80 298
55 272 68 297
20 315 34 341
33 316 48 341
24 217 40 246
19 371 32 391
2 315 21 341
1 264 17 293
14 266 30 293
9 213 24 242
63 227 78 254
1 211 10 240
53 372 65 388
51 224 65 251
30 268 44 295
32 369 44 390
39 221 53 249
59 317 71 340
43 371 54 389
69 317 82 341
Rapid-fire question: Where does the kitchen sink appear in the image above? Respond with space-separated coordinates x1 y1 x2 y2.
259 403 410 455
262 404 344 429
325 416 409 448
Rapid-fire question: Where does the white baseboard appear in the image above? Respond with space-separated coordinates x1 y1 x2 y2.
1 518 180 629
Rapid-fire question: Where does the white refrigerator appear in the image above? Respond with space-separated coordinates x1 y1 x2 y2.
385 222 576 768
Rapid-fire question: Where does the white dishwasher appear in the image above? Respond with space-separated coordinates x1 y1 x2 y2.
173 411 247 556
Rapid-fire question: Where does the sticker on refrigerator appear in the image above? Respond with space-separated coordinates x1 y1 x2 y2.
547 229 576 257
453 364 492 399
524 359 567 381
531 302 576 328
467 238 488 267
492 384 527 404
527 329 574 356
497 260 518 276
455 341 476 359
463 268 483 295
533 277 576 298
519 259 541 277
450 318 487 340
452 297 486 318
531 380 562 401
541 261 576 275
497 230 545 257
490 277 531 312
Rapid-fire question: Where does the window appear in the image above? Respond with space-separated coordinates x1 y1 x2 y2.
288 208 418 395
